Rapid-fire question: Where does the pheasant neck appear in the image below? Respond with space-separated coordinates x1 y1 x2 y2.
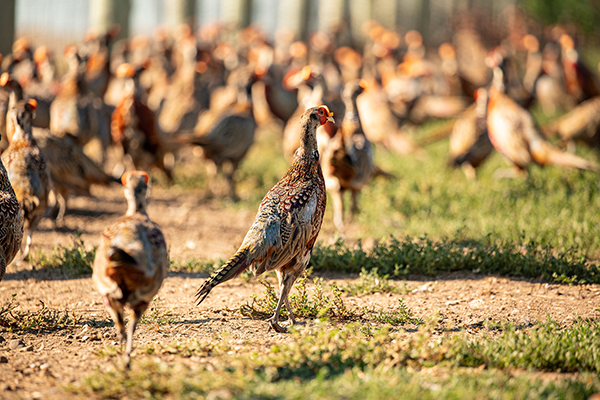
491 67 506 93
296 122 319 161
126 198 147 217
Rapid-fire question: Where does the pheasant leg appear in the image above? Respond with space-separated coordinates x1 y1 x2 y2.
330 190 345 231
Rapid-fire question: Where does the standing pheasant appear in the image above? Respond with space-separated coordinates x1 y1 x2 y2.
322 80 376 231
195 106 334 332
0 140 23 281
486 49 598 176
2 100 51 259
93 171 168 366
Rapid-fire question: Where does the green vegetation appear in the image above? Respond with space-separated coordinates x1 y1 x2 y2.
139 299 180 326
343 268 408 295
72 318 600 399
0 294 80 332
310 236 599 284
30 234 96 276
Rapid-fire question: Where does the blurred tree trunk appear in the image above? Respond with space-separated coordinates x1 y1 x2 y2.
373 0 397 29
164 0 196 29
397 0 423 32
0 0 16 56
319 0 344 32
222 0 252 28
349 0 372 47
278 0 309 40
90 0 131 39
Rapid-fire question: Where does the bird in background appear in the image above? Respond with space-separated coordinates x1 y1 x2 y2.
110 63 174 181
195 106 333 332
485 49 598 177
92 170 168 367
448 87 493 180
322 80 376 231
2 99 51 259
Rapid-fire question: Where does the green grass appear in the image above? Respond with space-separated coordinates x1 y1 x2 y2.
71 318 600 399
343 268 411 295
30 234 96 277
171 122 600 262
310 236 600 284
0 294 80 332
139 299 180 326
240 275 422 326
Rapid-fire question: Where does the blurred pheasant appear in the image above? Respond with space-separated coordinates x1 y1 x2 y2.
322 80 376 230
486 50 598 176
543 96 600 149
177 67 257 200
448 88 493 180
93 171 168 366
110 63 173 181
2 100 51 259
195 106 333 332
33 131 120 224
0 140 23 281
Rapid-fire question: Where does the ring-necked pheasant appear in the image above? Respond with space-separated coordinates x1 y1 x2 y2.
486 49 598 176
322 80 376 231
0 138 23 281
195 105 333 332
92 171 168 367
2 100 51 259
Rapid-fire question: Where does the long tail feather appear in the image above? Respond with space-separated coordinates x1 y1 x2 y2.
545 148 598 172
195 248 250 305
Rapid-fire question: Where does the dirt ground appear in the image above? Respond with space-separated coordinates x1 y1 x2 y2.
0 185 598 399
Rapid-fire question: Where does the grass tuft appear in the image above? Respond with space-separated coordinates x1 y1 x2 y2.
0 294 80 332
30 234 96 277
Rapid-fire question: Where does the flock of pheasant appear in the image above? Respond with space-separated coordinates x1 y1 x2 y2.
0 17 599 364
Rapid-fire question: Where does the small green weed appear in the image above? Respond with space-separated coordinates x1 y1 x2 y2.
362 298 423 325
240 276 421 326
169 258 222 275
240 276 355 321
343 268 408 295
0 294 80 332
30 234 96 276
139 299 179 326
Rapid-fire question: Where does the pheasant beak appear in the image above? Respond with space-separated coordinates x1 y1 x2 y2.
321 105 334 123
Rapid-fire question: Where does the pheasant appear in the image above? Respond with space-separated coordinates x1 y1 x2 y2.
110 63 173 181
486 49 598 176
448 88 493 180
322 80 375 230
177 67 258 200
0 139 23 281
2 100 51 259
543 96 600 149
93 171 168 366
33 131 120 224
195 106 333 332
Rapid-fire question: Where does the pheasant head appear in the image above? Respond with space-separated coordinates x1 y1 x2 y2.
122 171 150 216
296 106 334 160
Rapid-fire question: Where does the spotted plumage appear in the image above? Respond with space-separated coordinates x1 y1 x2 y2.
93 171 168 366
0 156 24 281
195 106 333 332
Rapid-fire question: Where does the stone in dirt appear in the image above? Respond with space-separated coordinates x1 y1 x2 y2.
8 339 24 350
